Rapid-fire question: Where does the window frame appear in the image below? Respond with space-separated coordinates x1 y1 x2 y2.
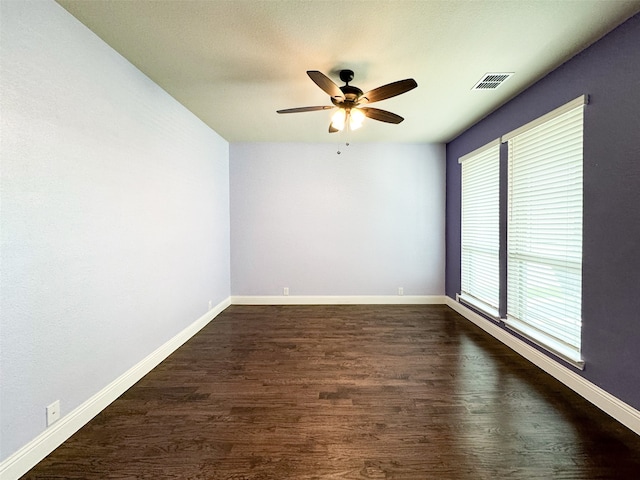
504 96 586 368
458 138 501 319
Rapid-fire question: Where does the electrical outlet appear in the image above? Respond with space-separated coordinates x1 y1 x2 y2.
46 400 61 427
208 300 212 310
283 287 289 296
398 287 404 296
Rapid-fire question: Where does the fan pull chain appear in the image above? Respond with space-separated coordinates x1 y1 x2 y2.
337 142 350 155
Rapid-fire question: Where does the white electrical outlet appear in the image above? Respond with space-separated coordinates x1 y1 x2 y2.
208 300 212 310
283 287 289 296
398 287 404 296
46 400 61 427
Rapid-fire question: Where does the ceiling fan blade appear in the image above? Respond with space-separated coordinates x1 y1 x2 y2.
359 78 418 105
360 107 404 124
277 106 334 114
307 70 344 99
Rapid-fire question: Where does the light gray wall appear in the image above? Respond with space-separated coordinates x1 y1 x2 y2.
0 0 230 460
230 142 445 296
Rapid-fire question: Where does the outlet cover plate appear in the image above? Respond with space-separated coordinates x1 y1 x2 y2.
46 400 61 426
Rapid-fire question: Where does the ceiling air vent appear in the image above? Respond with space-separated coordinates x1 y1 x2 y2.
472 73 514 90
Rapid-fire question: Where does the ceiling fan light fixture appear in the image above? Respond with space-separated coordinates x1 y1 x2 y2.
331 108 347 131
349 108 365 130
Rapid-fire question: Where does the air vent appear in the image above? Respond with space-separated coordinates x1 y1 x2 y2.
472 73 514 90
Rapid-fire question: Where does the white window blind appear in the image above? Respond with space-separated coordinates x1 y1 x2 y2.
459 139 500 317
506 99 585 366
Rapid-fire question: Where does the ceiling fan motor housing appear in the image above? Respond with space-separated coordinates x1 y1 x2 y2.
333 85 363 107
329 71 361 107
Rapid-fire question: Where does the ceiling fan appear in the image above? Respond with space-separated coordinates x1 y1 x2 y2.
277 69 418 133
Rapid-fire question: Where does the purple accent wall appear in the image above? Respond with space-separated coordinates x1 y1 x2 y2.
446 13 640 410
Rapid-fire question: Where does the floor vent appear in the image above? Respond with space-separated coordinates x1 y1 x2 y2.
472 73 514 90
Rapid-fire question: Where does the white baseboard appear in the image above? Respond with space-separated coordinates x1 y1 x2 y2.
231 295 447 305
0 298 231 480
445 296 640 436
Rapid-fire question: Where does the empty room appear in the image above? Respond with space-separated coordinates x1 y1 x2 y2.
2 1 640 478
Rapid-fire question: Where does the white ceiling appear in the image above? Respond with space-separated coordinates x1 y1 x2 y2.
56 0 640 144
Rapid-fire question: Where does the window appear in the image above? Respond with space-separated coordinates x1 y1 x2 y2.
458 95 587 368
504 95 586 367
459 139 500 317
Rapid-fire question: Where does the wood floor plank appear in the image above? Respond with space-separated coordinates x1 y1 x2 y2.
20 305 640 479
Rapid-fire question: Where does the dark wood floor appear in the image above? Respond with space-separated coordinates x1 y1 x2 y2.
21 305 640 479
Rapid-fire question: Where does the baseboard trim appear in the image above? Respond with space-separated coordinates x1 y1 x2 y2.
445 296 640 436
230 295 446 305
0 297 231 480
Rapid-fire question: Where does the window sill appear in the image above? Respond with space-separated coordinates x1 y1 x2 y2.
457 294 500 322
504 318 585 370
